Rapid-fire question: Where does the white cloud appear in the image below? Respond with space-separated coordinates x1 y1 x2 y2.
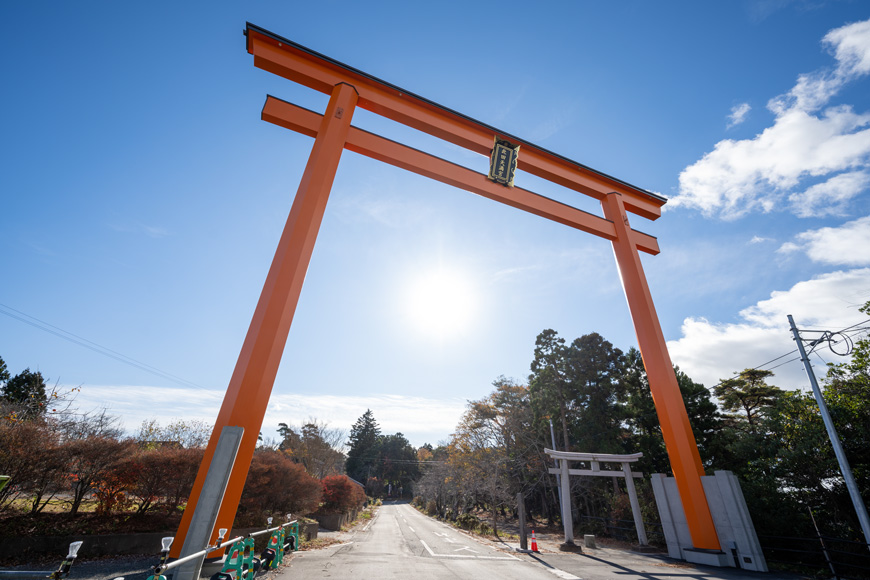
727 103 752 128
789 171 870 217
668 268 870 390
671 18 870 220
778 215 870 265
65 385 465 448
827 19 870 76
749 235 772 244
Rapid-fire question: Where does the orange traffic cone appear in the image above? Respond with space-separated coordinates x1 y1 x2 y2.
530 529 539 552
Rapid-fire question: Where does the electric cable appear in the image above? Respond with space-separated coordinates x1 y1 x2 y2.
704 316 870 395
0 302 210 392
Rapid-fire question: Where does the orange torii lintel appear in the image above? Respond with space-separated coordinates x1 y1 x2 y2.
172 23 721 556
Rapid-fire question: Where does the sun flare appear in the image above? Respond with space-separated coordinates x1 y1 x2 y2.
404 268 477 338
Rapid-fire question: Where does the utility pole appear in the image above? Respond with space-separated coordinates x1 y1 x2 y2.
788 314 870 550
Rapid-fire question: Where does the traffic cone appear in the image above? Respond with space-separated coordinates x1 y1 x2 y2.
530 529 539 552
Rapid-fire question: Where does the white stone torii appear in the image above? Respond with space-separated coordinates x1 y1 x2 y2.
545 449 648 547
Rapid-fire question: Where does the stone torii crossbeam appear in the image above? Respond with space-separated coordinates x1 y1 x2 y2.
170 23 722 557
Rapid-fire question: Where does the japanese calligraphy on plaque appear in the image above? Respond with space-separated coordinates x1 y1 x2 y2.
488 137 520 187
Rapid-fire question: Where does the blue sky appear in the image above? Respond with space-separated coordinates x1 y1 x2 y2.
3 1 870 448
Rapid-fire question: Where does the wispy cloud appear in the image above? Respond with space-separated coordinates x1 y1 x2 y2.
748 235 772 244
667 268 870 390
670 18 870 220
778 215 870 265
332 187 434 229
109 223 170 238
65 386 466 448
727 103 752 128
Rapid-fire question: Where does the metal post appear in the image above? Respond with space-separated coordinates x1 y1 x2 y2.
174 426 244 580
789 314 870 550
518 493 528 551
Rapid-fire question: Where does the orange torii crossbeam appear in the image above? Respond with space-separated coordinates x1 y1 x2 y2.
172 23 721 555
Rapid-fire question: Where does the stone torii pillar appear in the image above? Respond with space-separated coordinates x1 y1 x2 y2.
545 449 648 547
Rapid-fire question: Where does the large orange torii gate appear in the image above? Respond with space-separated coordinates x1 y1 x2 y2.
173 23 721 555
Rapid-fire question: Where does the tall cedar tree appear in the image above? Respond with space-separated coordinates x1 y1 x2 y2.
346 410 381 483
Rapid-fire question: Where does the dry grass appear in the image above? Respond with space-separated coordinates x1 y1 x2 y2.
298 537 343 551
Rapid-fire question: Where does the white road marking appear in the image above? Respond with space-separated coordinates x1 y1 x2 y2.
420 540 517 561
454 546 478 553
421 540 436 556
434 532 456 543
543 568 581 580
408 526 415 533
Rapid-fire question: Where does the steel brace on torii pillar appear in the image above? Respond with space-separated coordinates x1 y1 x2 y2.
171 23 721 556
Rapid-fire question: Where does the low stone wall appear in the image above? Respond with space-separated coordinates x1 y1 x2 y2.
0 523 318 560
0 531 171 560
314 510 358 531
300 522 318 540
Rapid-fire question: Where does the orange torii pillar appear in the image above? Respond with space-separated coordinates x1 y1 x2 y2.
171 82 359 555
173 23 721 556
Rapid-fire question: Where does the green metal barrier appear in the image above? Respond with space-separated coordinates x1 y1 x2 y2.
284 521 299 553
217 536 256 580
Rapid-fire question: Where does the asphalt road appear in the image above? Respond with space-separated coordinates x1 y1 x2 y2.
280 502 798 580
280 502 563 580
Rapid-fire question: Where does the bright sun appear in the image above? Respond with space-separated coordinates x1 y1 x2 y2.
404 268 477 338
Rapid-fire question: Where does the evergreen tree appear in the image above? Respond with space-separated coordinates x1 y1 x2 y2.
1 368 48 418
377 432 419 492
623 348 721 472
346 409 381 483
714 368 782 431
0 356 9 386
529 329 574 450
564 332 625 453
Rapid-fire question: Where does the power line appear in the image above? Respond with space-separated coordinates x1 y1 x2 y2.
703 317 870 395
0 302 211 392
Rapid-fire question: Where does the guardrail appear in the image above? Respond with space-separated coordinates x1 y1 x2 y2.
149 517 299 580
0 518 300 580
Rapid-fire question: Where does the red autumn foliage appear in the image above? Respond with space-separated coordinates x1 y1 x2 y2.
319 475 366 514
239 450 322 517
